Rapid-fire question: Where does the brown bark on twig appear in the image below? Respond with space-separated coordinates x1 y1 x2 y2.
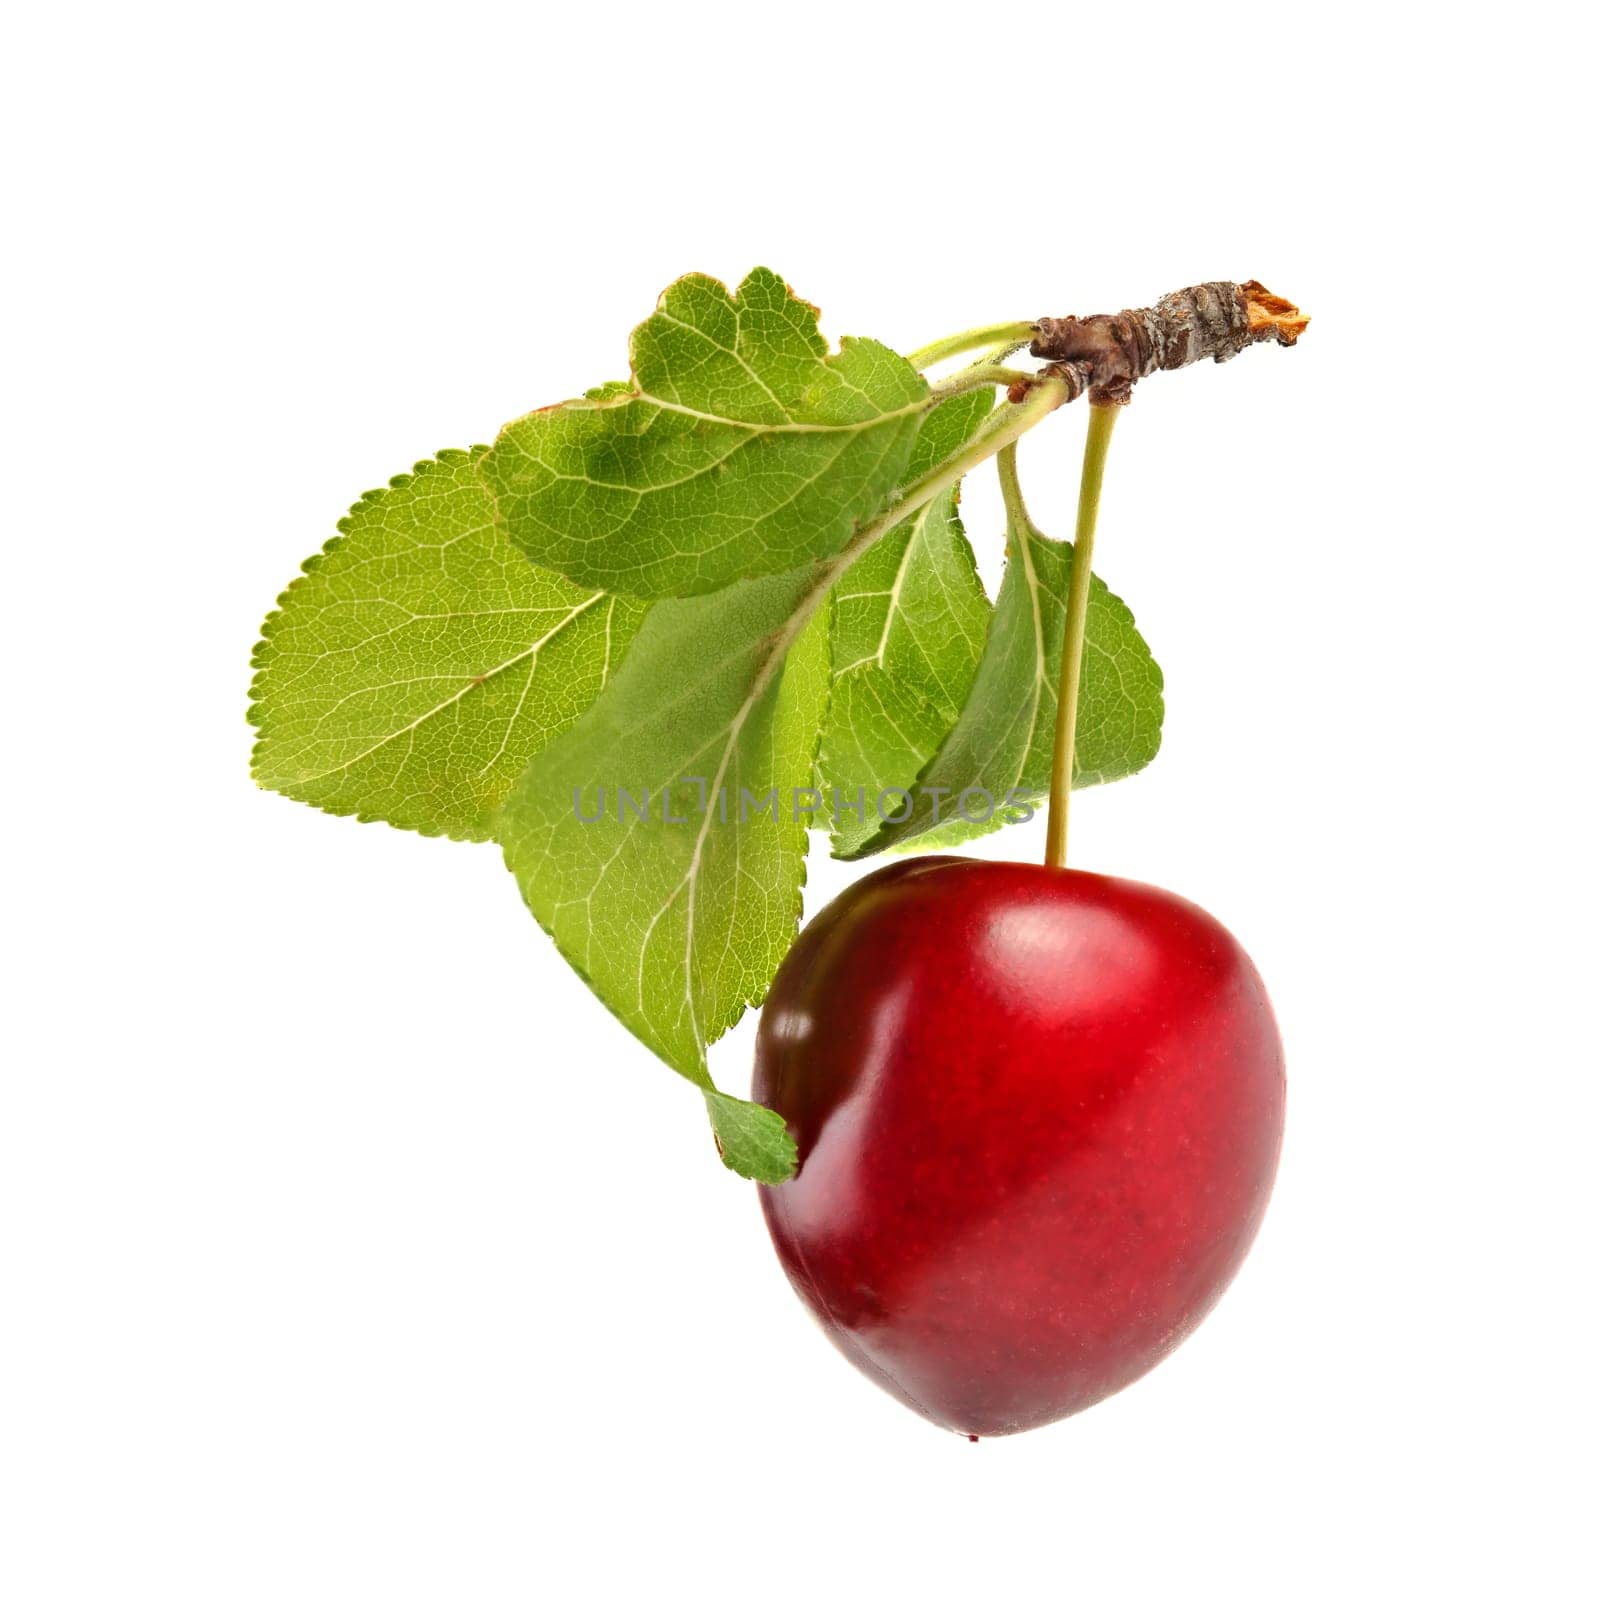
1029 281 1308 406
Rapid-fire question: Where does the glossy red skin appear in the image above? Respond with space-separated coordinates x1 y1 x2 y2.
753 858 1284 1438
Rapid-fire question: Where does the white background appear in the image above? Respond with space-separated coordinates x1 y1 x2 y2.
4 4 1595 1595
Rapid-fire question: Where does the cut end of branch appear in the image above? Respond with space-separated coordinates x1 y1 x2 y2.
1241 280 1310 346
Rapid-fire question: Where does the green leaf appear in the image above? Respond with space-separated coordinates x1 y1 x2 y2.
484 268 929 599
839 524 1164 859
497 565 834 1182
817 672 949 848
818 389 995 854
706 1090 797 1186
249 447 647 841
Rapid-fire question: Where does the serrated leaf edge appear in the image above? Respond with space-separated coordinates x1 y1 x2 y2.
249 446 637 844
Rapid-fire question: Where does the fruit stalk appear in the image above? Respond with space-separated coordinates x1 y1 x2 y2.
1044 402 1119 870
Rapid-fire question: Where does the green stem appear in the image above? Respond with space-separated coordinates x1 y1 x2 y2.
906 320 1037 371
995 441 1041 537
1044 402 1120 871
838 375 1071 581
928 364 1034 402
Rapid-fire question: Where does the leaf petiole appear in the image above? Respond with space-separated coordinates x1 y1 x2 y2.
927 364 1036 402
906 320 1038 371
996 439 1041 539
852 374 1071 572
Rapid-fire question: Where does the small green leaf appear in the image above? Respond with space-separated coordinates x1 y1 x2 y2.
840 525 1163 859
249 447 647 840
818 389 995 855
497 565 833 1181
484 268 929 599
706 1090 797 1185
